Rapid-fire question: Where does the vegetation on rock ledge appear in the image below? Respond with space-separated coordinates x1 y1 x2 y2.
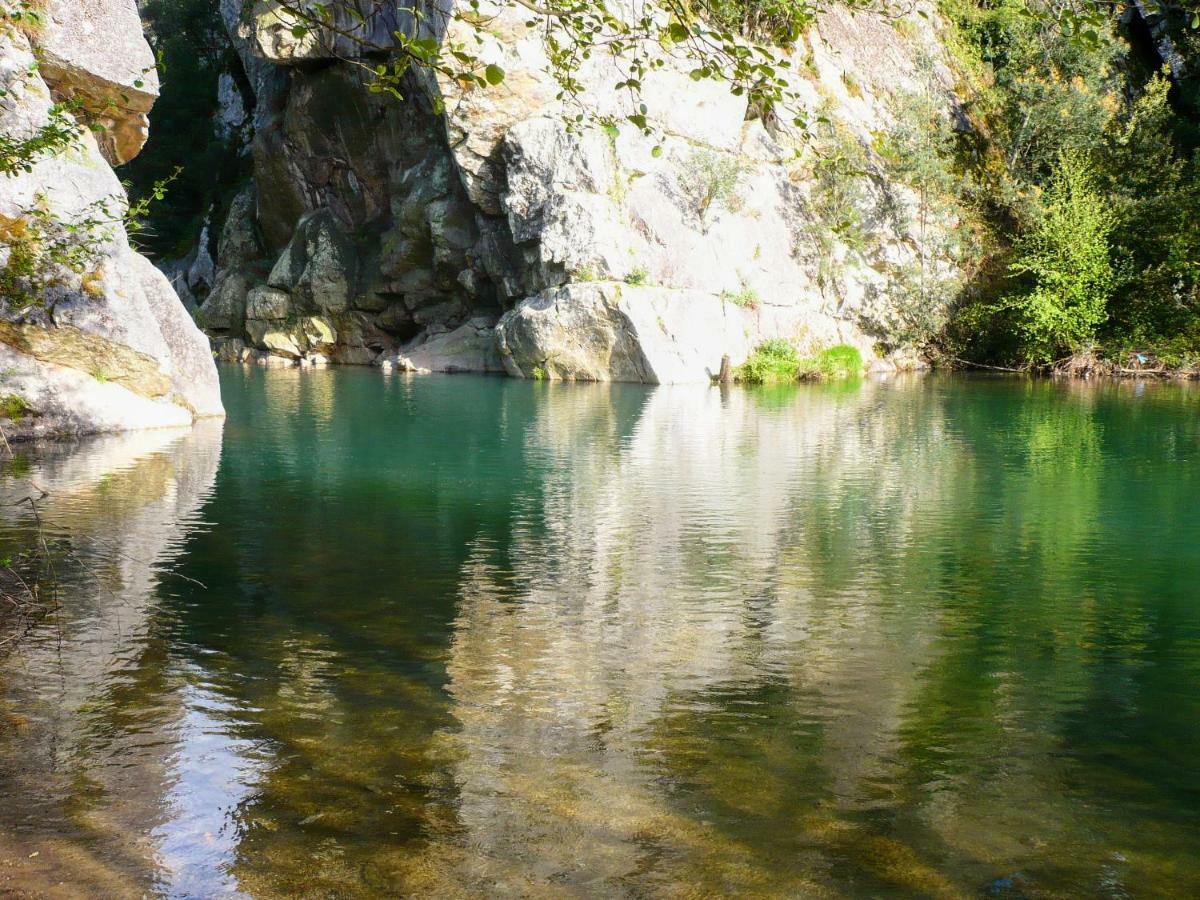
735 341 864 383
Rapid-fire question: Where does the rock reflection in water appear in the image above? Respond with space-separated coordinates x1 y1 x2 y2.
412 378 1200 897
0 421 230 895
401 380 954 895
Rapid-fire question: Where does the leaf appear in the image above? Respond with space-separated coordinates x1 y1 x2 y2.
484 64 505 85
668 22 689 42
291 24 308 38
651 145 663 158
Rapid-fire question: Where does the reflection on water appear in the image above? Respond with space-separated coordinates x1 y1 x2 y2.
2 369 1200 898
0 422 225 894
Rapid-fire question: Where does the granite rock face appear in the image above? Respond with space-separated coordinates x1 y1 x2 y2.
0 7 223 439
35 0 160 165
194 0 964 380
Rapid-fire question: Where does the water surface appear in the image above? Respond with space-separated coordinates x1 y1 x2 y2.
1 369 1198 898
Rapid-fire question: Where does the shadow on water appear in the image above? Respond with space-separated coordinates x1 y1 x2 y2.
1 369 1199 897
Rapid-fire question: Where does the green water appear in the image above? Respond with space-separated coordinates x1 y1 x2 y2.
1 369 1199 898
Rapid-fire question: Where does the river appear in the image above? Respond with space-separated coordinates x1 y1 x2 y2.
0 368 1198 897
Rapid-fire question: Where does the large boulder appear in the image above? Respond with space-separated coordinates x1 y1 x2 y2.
196 184 264 334
34 0 160 165
266 209 356 313
0 12 222 439
496 283 869 384
386 317 504 374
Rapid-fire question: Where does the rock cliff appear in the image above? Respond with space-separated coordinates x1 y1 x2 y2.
0 0 223 438
190 0 965 381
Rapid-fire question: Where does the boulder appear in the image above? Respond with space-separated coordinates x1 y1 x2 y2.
245 285 291 320
388 317 504 374
34 0 159 165
0 23 222 438
496 282 870 384
495 283 722 383
245 320 304 359
267 209 356 313
244 315 336 360
197 271 251 332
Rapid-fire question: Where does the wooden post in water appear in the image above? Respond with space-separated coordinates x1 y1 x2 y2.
718 354 732 383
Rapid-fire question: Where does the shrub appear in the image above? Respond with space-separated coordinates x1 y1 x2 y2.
876 85 966 347
0 395 30 423
625 266 649 286
678 151 744 230
797 118 870 257
808 344 864 379
735 341 864 383
702 0 816 46
0 101 80 177
721 284 759 309
736 339 802 383
1000 153 1115 364
1 0 47 39
0 201 110 310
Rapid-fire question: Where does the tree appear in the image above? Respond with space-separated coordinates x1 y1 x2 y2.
1002 152 1115 364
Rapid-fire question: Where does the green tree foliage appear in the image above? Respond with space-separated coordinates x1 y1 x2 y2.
1000 153 1115 364
942 0 1200 367
1099 75 1200 345
0 102 80 176
678 150 744 229
876 83 965 346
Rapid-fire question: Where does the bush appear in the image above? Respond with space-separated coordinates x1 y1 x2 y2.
1000 153 1115 364
0 199 112 310
876 84 966 347
720 283 759 309
736 339 802 383
736 341 864 383
678 151 744 230
802 118 869 253
702 0 816 46
808 344 864 379
624 265 650 285
0 394 30 423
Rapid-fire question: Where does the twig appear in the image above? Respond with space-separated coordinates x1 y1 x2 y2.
949 357 1029 373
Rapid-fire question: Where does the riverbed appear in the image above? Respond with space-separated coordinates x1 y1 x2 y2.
1 368 1198 897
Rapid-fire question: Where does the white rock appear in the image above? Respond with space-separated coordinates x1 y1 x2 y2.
389 317 504 374
0 26 222 437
